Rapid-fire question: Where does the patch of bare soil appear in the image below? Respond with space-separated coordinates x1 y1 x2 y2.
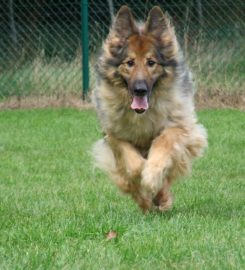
195 92 245 111
0 93 244 111
0 95 93 110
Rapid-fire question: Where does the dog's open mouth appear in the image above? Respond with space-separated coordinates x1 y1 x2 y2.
130 96 149 114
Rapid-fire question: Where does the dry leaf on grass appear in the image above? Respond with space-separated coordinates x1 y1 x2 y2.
106 231 118 241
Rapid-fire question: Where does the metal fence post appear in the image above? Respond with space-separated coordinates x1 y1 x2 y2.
81 0 89 100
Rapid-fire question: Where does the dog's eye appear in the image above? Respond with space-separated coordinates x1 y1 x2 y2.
147 59 156 67
126 60 135 67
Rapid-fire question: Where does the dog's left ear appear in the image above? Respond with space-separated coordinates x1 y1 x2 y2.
146 6 170 37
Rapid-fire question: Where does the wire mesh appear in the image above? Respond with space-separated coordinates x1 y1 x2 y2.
0 0 82 99
0 0 244 103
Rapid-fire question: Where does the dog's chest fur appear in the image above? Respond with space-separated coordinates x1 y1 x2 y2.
93 81 190 150
111 108 166 148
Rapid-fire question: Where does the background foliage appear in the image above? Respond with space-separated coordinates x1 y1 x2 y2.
0 0 244 101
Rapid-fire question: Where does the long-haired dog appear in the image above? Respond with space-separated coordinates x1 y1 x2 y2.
92 6 207 212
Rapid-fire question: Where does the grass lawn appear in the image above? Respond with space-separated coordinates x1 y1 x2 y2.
0 108 244 269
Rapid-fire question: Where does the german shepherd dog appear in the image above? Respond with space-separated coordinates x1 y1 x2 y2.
92 6 207 212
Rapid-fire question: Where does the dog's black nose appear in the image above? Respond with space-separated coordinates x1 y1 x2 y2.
133 80 148 96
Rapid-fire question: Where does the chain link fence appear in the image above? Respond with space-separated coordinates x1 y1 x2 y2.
0 0 244 106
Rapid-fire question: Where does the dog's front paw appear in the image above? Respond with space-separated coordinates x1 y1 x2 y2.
153 188 173 212
141 163 166 198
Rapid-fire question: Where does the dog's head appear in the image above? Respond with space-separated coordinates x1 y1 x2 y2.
99 6 179 114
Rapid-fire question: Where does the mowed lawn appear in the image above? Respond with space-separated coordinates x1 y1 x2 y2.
0 108 244 269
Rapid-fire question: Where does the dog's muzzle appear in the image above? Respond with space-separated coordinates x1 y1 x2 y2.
130 80 149 114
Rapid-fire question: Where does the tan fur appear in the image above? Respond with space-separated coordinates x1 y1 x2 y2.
92 6 207 212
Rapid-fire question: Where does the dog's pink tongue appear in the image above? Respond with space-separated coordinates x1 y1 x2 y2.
131 96 149 110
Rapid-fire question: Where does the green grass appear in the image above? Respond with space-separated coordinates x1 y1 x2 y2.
0 109 244 269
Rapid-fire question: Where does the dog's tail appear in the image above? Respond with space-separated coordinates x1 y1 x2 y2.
92 138 118 178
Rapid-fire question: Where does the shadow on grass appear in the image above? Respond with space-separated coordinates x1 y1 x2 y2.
153 198 243 220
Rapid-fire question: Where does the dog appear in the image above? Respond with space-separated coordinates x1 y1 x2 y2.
92 6 207 212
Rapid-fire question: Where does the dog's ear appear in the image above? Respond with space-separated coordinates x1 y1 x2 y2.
146 7 178 63
146 6 170 37
112 6 136 39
